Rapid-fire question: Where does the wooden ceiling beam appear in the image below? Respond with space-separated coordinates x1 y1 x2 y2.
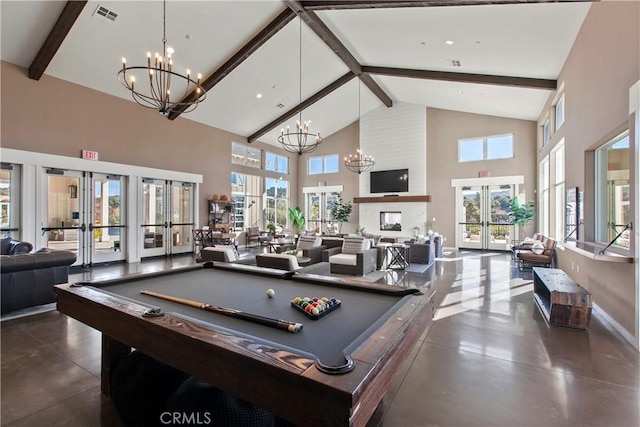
286 1 393 107
362 66 557 90
28 1 87 80
168 8 296 120
248 72 356 143
300 0 597 10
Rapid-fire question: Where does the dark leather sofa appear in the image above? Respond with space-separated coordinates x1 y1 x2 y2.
1 239 77 314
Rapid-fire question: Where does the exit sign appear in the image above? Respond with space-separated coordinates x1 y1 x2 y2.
82 150 98 161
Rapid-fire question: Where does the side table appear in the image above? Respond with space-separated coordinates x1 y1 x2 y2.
386 244 410 269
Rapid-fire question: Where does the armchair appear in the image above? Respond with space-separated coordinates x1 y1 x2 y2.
517 236 557 270
275 235 324 265
329 237 377 276
245 226 270 249
404 239 435 265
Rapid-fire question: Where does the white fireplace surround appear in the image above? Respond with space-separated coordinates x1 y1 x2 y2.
358 103 428 239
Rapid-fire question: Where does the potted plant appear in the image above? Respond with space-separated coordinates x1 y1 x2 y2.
507 196 535 239
328 193 352 234
288 207 306 236
266 222 276 239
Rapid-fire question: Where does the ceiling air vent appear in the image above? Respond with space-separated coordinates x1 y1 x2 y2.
92 4 118 24
447 59 462 67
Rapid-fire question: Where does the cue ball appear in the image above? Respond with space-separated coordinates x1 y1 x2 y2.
266 289 275 298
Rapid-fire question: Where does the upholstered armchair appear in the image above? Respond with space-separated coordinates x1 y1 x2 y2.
404 239 435 265
275 235 324 265
256 253 302 271
517 236 557 270
245 226 270 249
329 237 377 276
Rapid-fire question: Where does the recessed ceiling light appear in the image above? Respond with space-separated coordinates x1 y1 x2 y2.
256 93 263 99
458 90 464 94
445 40 454 45
421 41 426 45
185 34 192 40
166 47 175 54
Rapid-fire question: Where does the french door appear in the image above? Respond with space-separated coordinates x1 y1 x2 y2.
305 191 338 234
140 178 194 257
43 169 127 266
457 184 514 250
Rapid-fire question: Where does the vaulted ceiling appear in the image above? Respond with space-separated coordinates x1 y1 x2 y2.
1 0 593 146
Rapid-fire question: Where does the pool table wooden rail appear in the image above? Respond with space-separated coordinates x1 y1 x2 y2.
55 280 435 427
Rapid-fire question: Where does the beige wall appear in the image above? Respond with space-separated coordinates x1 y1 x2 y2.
426 108 538 242
0 61 297 225
536 2 639 344
298 122 360 233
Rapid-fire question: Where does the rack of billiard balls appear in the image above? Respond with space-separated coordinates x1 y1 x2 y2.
291 296 341 319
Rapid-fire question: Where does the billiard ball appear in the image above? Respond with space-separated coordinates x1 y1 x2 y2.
266 289 275 298
311 307 319 315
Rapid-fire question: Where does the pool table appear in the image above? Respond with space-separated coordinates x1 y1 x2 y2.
55 262 435 426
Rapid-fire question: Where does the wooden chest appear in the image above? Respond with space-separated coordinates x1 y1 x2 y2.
532 267 592 329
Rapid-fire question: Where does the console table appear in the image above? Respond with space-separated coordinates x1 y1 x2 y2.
532 267 592 329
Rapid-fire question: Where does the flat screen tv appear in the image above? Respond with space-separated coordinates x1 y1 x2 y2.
370 169 409 194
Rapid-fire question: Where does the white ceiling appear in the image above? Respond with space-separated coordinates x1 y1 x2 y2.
0 1 591 146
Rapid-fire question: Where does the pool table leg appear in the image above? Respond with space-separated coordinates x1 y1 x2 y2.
101 334 131 397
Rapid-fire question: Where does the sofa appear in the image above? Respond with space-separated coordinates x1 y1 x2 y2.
274 235 325 265
1 244 77 314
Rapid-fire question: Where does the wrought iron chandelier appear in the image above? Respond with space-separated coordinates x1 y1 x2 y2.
344 80 375 174
278 12 322 155
118 0 206 115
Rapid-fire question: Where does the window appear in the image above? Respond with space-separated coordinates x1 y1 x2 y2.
265 152 288 174
542 119 550 147
231 172 262 230
555 94 565 131
595 130 630 249
0 163 21 240
553 143 565 240
231 142 261 169
539 156 550 236
265 177 289 228
309 154 339 174
458 134 514 162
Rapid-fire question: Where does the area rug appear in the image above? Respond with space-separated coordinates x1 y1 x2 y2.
404 263 432 274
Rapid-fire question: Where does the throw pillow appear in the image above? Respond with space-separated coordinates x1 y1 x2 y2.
342 237 364 255
531 242 545 255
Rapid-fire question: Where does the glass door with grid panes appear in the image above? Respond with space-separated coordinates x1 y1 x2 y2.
305 191 338 234
457 184 515 250
1 163 21 240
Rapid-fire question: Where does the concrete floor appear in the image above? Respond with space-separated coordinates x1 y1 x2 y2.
1 250 638 426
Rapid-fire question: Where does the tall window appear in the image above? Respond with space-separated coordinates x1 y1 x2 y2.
0 163 21 240
595 130 630 249
542 119 550 147
458 134 514 162
553 143 565 240
539 156 550 236
309 154 339 174
231 142 261 169
231 172 263 230
555 94 565 131
265 152 288 174
265 177 289 229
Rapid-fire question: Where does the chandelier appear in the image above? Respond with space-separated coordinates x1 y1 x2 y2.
344 149 375 174
278 12 322 155
344 80 375 174
118 0 206 115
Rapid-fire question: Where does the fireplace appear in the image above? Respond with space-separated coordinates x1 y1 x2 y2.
380 211 401 231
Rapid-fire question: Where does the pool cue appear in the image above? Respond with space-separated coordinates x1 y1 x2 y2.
140 290 303 333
